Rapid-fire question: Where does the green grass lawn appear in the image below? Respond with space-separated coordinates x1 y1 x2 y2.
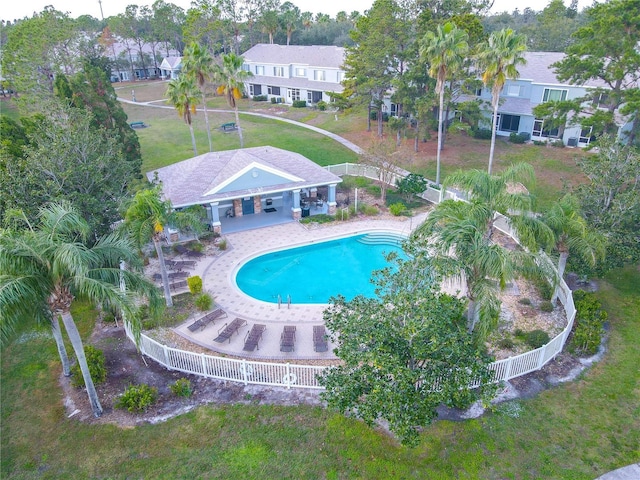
122 102 358 173
2 267 638 479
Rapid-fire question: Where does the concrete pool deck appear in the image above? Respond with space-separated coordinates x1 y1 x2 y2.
171 213 429 360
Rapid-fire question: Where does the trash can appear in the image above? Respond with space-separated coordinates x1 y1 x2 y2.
302 207 310 218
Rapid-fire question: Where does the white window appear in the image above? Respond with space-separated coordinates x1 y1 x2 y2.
295 67 306 77
274 66 284 77
337 71 344 83
267 86 281 95
507 84 521 96
579 126 594 144
533 118 560 138
255 65 264 75
543 88 568 102
289 88 300 101
314 70 325 81
592 92 609 109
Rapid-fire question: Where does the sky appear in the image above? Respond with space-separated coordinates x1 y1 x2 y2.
3 0 587 23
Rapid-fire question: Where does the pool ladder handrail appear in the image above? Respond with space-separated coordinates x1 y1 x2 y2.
277 294 291 309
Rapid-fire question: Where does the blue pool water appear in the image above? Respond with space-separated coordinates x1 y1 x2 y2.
235 233 407 304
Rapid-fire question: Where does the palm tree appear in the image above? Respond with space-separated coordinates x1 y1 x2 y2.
412 164 553 338
214 53 252 148
420 22 469 185
542 194 606 304
182 41 215 153
123 187 205 307
477 28 527 175
280 2 301 46
260 10 279 44
166 75 200 155
0 203 160 417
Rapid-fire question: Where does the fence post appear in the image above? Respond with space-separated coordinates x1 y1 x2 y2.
286 363 291 389
201 353 207 376
537 345 547 370
163 344 171 370
242 359 248 386
503 358 512 381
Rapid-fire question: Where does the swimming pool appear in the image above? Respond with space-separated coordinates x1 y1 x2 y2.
235 232 407 304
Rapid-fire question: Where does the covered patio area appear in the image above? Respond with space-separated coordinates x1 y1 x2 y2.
147 146 341 235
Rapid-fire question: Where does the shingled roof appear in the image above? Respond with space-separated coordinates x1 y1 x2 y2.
242 44 346 69
147 146 342 208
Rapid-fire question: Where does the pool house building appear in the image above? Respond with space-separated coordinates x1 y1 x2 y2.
147 146 342 234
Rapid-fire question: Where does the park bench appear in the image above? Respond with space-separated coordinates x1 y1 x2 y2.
129 121 147 129
220 122 237 131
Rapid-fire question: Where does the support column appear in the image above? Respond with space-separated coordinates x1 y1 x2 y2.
291 189 301 220
209 202 221 234
327 184 337 215
233 199 242 217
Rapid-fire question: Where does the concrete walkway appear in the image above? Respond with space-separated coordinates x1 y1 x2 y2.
118 96 364 154
167 214 427 361
595 463 640 480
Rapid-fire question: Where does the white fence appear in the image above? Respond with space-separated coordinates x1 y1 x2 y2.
125 164 577 390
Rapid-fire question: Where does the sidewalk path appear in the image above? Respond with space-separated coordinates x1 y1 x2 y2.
595 463 640 480
118 97 364 154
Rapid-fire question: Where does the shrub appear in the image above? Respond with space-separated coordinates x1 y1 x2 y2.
518 297 532 305
300 214 334 224
359 204 379 216
570 290 607 355
292 100 307 108
316 100 327 111
270 97 277 104
366 184 382 197
170 378 193 397
389 202 406 216
115 384 158 412
524 329 550 349
187 276 203 295
533 140 546 146
539 300 554 312
71 345 107 388
497 337 515 349
534 277 553 301
195 292 213 311
253 95 267 101
369 111 389 121
509 132 529 144
472 128 492 139
514 328 525 339
217 238 227 250
551 139 565 147
340 175 370 189
188 242 204 253
396 173 427 200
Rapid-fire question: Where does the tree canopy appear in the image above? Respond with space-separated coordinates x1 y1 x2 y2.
0 103 138 236
320 252 496 446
